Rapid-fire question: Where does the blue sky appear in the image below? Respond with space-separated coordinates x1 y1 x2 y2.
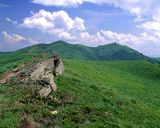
0 0 160 57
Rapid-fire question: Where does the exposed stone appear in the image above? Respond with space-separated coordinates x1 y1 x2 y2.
12 68 18 72
50 110 58 115
0 55 64 97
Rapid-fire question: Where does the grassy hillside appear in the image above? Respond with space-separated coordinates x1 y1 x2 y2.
0 41 154 62
0 55 160 127
155 57 160 62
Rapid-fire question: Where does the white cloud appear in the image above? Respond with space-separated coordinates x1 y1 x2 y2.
137 7 160 32
138 21 160 31
101 30 160 46
74 17 85 31
137 7 160 49
28 38 38 45
101 30 139 45
152 8 160 22
6 17 18 25
32 0 151 18
32 0 83 7
2 31 25 44
6 17 12 22
1 31 39 51
23 9 86 39
72 29 160 51
78 31 105 45
22 10 110 44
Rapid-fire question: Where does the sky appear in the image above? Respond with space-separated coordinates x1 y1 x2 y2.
0 0 160 57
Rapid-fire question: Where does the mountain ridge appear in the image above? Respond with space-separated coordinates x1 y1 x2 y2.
0 41 156 62
155 57 160 61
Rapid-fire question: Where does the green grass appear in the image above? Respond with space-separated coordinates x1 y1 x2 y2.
0 57 160 127
53 60 160 127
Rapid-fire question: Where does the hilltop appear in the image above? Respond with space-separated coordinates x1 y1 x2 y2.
0 41 154 62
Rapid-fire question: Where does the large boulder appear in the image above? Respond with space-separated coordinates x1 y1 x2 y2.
0 55 64 97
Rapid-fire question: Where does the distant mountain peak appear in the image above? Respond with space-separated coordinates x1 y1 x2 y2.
52 40 68 44
0 41 156 62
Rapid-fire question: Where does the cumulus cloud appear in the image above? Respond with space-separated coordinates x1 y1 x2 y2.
22 9 105 43
101 30 139 45
32 0 151 18
101 30 160 46
138 8 160 31
22 10 139 45
22 9 85 39
77 32 105 45
0 31 39 51
138 21 160 31
72 29 160 55
2 31 25 44
137 7 160 49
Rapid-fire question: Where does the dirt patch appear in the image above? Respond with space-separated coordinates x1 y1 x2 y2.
17 117 38 128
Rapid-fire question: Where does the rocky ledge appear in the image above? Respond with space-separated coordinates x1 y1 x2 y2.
0 55 64 97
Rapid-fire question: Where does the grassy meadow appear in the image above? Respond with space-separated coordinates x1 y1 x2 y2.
0 54 160 127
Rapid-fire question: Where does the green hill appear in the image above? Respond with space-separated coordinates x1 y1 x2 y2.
0 41 160 127
96 43 148 60
0 41 153 61
0 57 160 127
155 57 160 62
0 41 156 76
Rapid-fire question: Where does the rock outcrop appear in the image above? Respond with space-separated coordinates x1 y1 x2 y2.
0 55 64 97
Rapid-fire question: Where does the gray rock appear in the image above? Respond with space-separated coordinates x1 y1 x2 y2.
0 55 64 97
